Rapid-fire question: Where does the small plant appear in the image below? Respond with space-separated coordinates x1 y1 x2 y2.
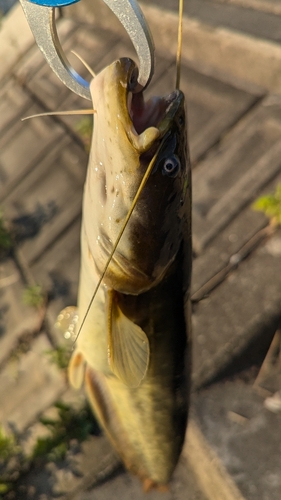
22 284 45 309
0 425 21 496
0 402 99 496
32 401 99 462
252 184 281 227
0 426 17 461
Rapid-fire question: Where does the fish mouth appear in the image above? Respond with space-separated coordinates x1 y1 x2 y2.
113 58 183 154
127 86 182 153
128 90 179 135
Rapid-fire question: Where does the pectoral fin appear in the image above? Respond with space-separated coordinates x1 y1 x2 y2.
68 351 86 389
107 291 150 388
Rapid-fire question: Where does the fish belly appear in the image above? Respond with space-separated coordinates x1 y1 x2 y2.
84 252 191 486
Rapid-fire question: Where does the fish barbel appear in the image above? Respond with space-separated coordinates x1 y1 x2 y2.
66 57 192 488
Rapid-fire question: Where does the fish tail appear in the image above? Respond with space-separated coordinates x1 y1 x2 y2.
84 367 172 489
84 366 149 481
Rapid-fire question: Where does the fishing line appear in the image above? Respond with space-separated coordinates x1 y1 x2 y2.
73 138 166 346
176 0 184 90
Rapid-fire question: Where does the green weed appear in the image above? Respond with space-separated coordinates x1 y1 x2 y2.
32 401 99 462
45 345 72 370
252 184 281 226
0 426 17 461
0 400 98 497
0 425 21 496
22 284 45 309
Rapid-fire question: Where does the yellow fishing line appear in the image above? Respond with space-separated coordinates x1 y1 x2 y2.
176 0 184 90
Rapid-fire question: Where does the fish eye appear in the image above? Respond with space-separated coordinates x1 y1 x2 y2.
162 155 181 178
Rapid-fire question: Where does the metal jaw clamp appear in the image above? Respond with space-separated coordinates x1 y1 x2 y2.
19 0 155 100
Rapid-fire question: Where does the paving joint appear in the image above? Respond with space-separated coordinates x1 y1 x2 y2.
214 0 281 15
66 0 281 94
13 68 88 154
191 92 265 169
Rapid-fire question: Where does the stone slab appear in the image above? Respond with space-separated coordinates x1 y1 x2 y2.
4 136 86 265
13 16 78 86
156 63 259 162
192 170 281 296
0 258 39 367
0 78 33 135
0 334 65 433
193 377 281 500
192 96 281 252
75 457 207 500
30 218 81 343
0 4 34 82
192 227 281 389
185 0 281 43
140 0 281 52
184 419 245 500
213 0 281 16
0 103 64 202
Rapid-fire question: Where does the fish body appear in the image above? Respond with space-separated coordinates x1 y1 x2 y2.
68 58 192 488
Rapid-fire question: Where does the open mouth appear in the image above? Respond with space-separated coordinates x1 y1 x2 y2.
127 90 180 135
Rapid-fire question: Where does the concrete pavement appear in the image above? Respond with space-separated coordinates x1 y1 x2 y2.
0 1 281 498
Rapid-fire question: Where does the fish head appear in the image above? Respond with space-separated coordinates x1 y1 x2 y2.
84 58 190 294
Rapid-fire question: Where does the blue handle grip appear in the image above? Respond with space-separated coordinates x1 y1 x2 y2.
28 0 79 7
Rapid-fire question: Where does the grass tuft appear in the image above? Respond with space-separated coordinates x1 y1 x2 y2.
22 284 45 309
45 345 72 370
252 184 281 226
32 401 99 461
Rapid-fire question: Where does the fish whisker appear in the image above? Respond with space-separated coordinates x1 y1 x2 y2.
22 109 96 121
71 50 96 79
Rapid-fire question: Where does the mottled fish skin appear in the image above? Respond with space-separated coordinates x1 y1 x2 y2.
68 58 192 488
